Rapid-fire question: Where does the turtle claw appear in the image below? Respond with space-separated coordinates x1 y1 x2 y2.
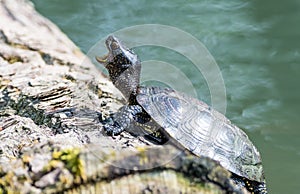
102 105 143 136
103 123 124 136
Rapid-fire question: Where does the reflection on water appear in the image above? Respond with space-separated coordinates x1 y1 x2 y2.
31 0 300 193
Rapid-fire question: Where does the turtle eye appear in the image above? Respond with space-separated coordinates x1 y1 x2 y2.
110 41 119 50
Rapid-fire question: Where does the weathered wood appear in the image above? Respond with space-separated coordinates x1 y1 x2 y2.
0 0 249 193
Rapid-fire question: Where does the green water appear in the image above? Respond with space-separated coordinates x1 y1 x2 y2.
31 0 300 193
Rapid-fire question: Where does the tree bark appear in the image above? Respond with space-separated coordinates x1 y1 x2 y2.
0 0 249 193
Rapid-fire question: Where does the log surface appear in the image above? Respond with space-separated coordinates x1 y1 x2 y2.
0 0 249 193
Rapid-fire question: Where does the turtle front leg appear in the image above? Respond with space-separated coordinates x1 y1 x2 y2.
104 105 143 136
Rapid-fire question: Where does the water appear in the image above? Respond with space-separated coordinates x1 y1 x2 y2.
31 0 300 193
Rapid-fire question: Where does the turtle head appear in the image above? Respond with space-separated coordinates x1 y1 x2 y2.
96 35 141 101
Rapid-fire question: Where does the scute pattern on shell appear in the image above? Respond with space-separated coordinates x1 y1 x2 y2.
137 86 264 182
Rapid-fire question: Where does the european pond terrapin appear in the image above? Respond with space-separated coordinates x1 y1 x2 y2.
96 35 267 193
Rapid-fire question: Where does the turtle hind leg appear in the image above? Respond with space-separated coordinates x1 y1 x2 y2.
231 174 267 194
103 105 143 136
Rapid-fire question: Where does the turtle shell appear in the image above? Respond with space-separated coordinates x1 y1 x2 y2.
136 86 264 182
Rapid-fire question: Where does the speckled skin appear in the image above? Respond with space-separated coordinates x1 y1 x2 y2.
96 35 267 194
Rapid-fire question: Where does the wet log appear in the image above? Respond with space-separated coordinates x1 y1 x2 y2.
0 0 249 193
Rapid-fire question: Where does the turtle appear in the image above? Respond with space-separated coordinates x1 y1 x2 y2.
96 35 267 193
